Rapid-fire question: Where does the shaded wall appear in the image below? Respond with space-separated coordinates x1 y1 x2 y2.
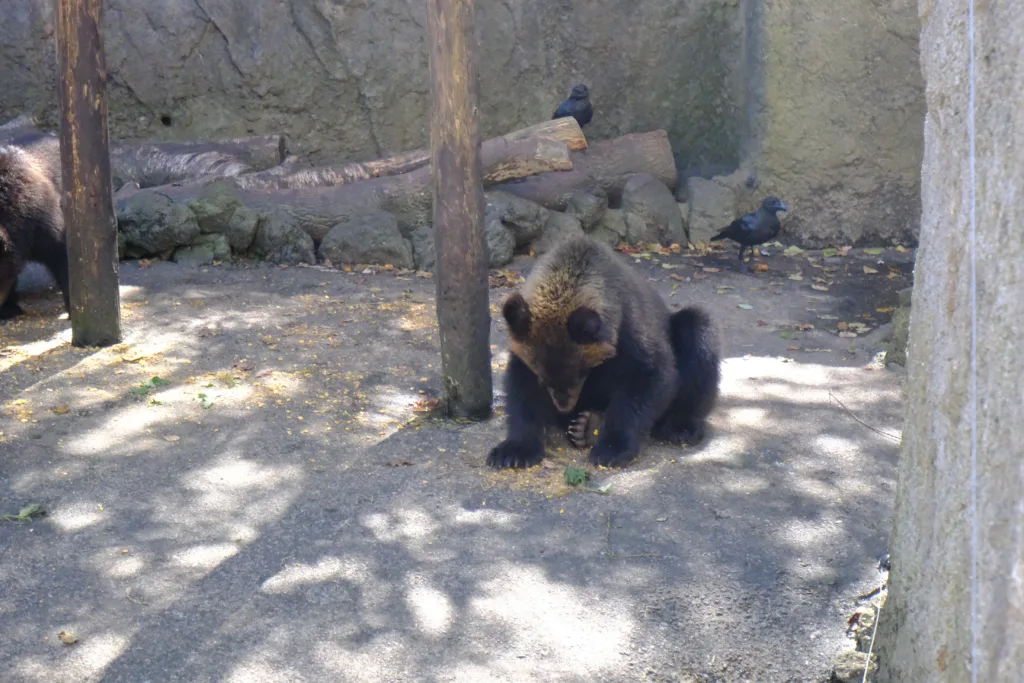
0 0 745 167
742 0 925 246
0 0 923 244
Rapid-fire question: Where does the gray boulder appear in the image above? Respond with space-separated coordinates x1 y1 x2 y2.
224 205 260 253
318 209 414 269
172 244 216 268
485 215 516 267
590 208 628 247
677 202 690 242
186 180 258 253
117 192 201 258
250 210 316 265
485 191 549 246
886 286 913 366
195 233 232 261
686 176 738 245
410 225 436 272
189 180 242 234
172 232 232 268
533 212 584 255
621 173 686 245
624 211 653 246
409 218 516 271
565 184 608 231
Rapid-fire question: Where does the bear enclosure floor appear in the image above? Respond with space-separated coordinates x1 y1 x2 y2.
0 243 912 683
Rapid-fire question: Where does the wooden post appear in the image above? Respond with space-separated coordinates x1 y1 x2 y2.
427 0 492 418
55 0 122 347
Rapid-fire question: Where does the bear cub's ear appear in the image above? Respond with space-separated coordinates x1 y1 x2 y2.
502 293 532 340
567 307 610 345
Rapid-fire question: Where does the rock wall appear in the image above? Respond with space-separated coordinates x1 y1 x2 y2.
0 0 924 246
0 0 745 168
875 0 1024 679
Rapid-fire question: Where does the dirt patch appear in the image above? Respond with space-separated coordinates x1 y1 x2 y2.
0 242 910 683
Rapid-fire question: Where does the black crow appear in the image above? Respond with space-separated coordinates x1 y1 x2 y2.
710 196 789 271
552 84 593 127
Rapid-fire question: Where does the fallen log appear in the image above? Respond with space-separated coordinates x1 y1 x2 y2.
2 127 286 190
233 149 432 190
108 135 287 188
491 129 677 209
133 134 576 241
232 116 588 190
121 127 676 246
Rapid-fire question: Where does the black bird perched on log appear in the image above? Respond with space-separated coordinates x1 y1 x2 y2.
552 84 593 127
710 195 789 271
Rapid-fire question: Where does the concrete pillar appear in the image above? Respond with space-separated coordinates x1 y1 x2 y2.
876 0 1024 681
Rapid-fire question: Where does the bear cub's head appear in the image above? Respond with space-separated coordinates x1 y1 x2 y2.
501 291 617 414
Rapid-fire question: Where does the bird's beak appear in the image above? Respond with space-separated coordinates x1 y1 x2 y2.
778 202 789 212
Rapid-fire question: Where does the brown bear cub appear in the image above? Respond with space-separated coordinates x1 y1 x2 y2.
0 225 16 311
487 235 721 469
0 144 70 320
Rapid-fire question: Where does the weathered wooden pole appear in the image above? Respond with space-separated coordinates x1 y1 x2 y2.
55 0 122 347
426 0 493 418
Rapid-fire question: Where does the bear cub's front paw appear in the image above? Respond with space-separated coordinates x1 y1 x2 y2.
567 411 602 449
486 439 545 469
587 432 639 468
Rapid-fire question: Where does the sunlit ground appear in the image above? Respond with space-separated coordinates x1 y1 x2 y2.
0 257 905 682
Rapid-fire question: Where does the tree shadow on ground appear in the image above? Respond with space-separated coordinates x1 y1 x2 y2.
0 252 905 682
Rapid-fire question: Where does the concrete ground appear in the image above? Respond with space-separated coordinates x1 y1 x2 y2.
0 242 911 682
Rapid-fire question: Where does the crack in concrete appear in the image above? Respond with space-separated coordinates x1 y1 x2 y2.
192 0 246 83
357 89 385 159
182 21 213 64
289 3 334 78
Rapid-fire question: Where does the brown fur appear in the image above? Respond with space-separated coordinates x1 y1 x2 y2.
0 224 16 305
489 234 721 469
503 236 674 409
0 144 70 320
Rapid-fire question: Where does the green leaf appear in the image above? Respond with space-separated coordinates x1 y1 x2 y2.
132 376 172 397
2 503 45 523
863 247 885 255
564 466 589 486
783 245 805 256
737 303 753 310
822 248 838 258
